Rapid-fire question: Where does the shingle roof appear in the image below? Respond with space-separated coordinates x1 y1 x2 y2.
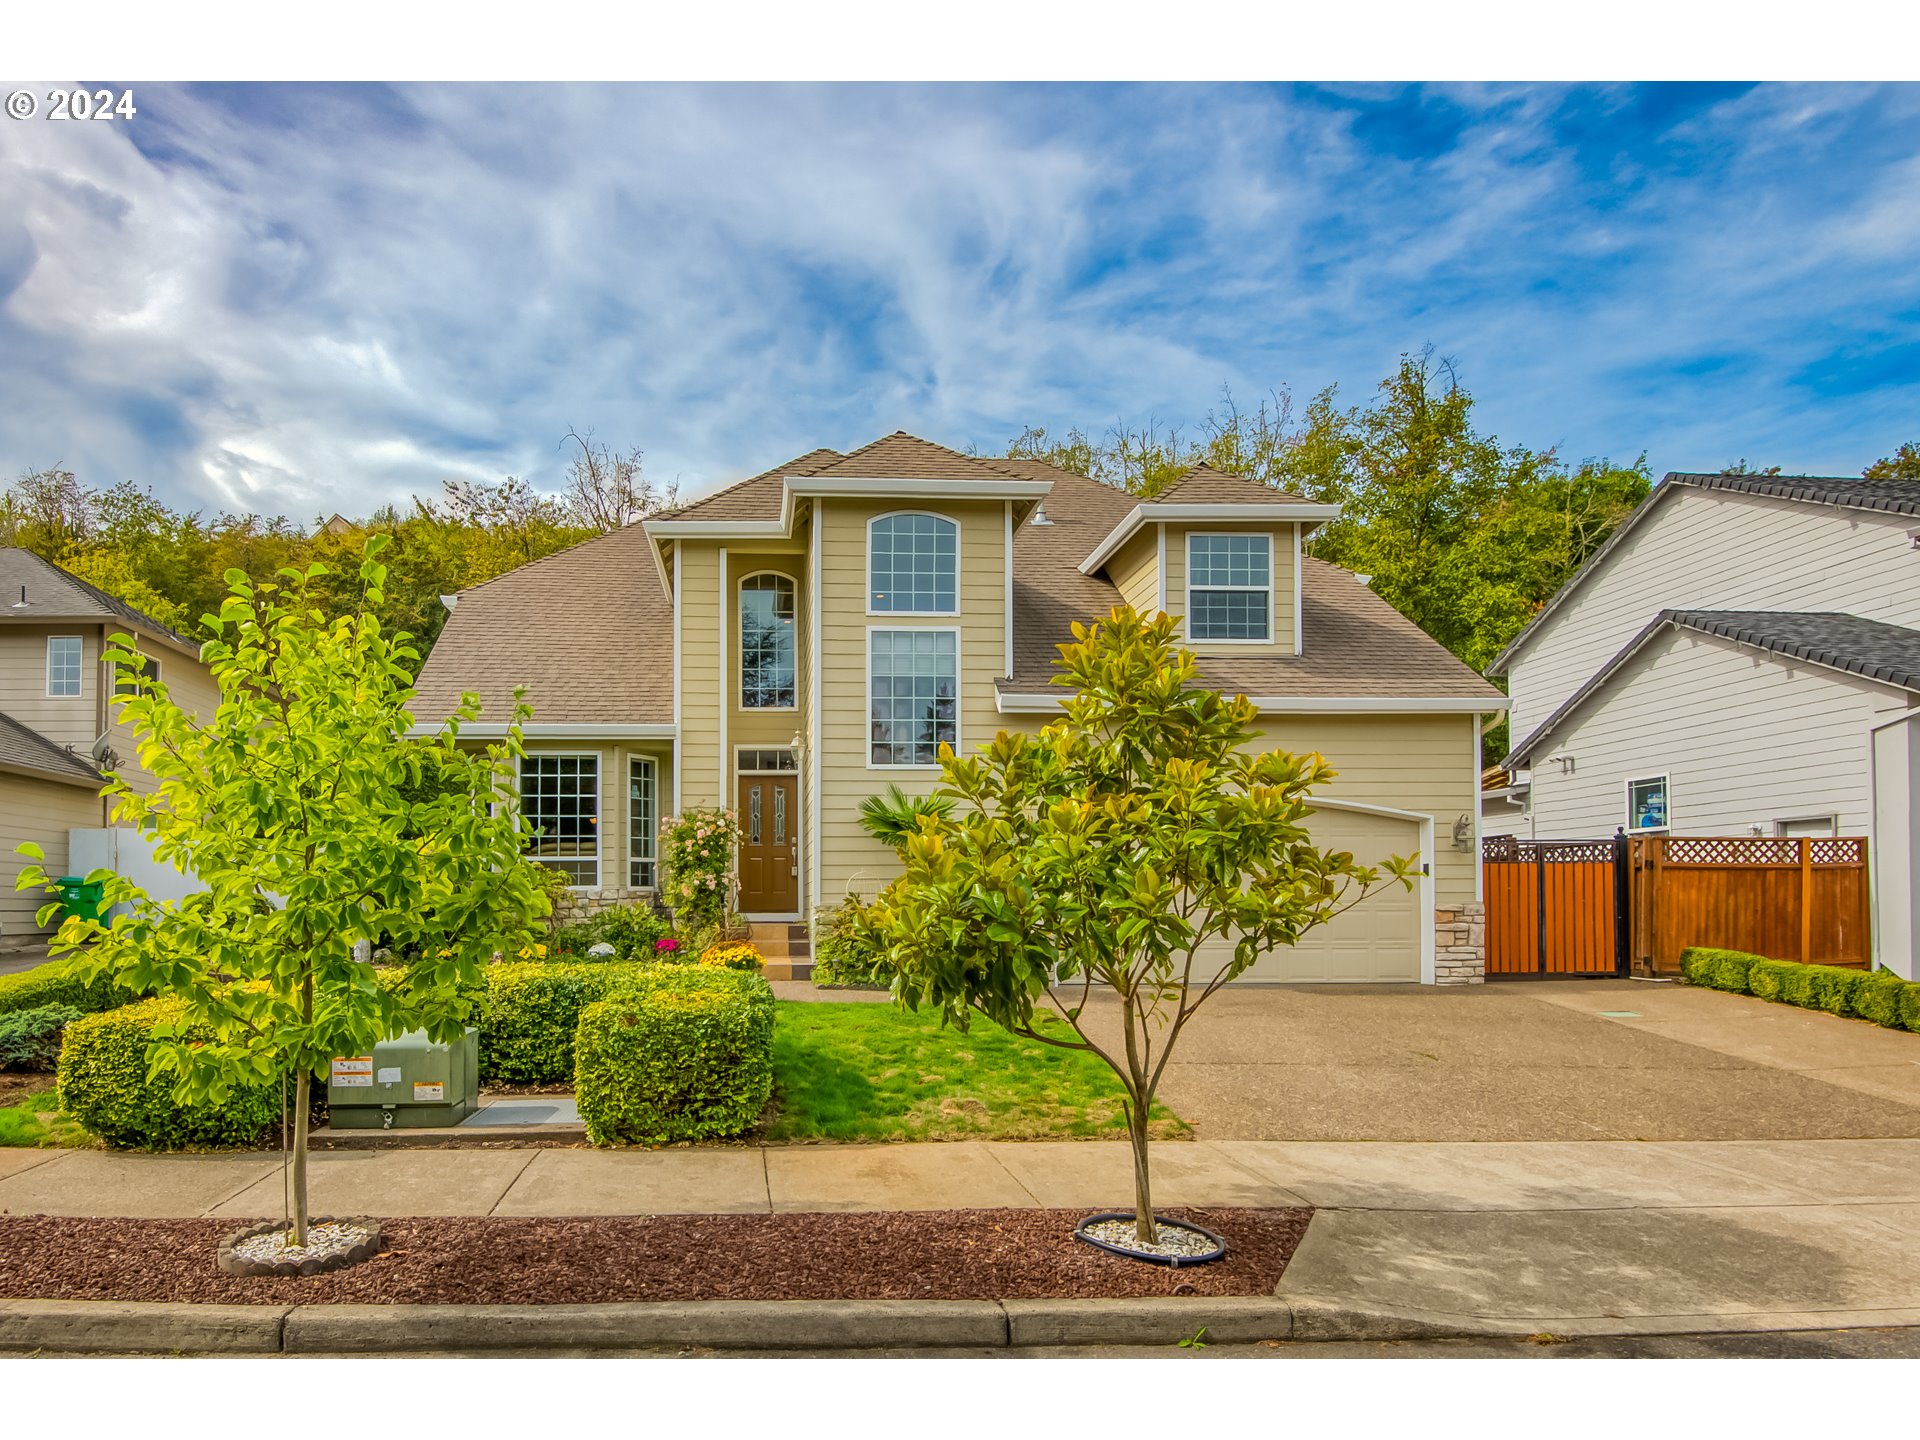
0 548 200 658
1505 609 1920 765
1487 471 1920 676
411 521 673 726
416 433 1500 723
1154 464 1308 504
0 709 102 788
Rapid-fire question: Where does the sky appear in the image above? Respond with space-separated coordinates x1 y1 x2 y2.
2 80 1918 520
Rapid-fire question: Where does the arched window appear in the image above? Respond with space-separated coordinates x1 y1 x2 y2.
868 513 957 614
740 573 797 709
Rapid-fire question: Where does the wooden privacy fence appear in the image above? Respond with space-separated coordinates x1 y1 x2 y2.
1482 833 1872 978
1628 835 1871 974
1482 835 1627 977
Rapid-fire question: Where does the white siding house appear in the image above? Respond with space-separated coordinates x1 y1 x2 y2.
1487 472 1920 977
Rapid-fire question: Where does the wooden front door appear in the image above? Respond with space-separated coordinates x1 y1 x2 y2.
736 773 799 914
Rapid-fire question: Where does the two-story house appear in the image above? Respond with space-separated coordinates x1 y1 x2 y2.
414 433 1506 983
0 548 221 945
1485 470 1920 977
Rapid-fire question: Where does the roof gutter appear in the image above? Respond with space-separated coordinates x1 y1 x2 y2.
408 722 678 740
997 690 1507 715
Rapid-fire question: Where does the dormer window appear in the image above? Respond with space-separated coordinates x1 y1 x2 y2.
868 513 957 614
1187 533 1271 642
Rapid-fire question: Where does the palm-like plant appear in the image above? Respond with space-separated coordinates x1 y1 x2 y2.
858 784 956 852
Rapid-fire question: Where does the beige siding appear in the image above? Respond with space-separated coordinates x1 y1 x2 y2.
0 625 99 751
675 543 723 810
1109 529 1162 617
0 770 102 940
1165 523 1297 657
816 499 1008 902
1507 490 1920 745
1526 627 1914 839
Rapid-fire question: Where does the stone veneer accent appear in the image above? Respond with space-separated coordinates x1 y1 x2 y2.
1433 902 1485 984
550 888 656 927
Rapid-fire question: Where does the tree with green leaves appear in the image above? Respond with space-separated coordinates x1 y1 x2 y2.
16 539 549 1248
855 607 1415 1247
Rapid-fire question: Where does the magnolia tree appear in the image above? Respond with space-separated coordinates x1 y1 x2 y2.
856 607 1417 1246
17 541 548 1247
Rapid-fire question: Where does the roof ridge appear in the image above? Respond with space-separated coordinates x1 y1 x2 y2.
0 546 194 647
456 520 652 600
809 431 1034 483
656 447 844 521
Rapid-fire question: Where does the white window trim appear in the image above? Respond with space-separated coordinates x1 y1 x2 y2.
865 624 962 772
736 569 800 712
46 635 83 697
1624 772 1672 835
734 745 800 773
865 510 961 618
1773 814 1839 838
627 755 658 889
518 750 602 889
1185 531 1274 645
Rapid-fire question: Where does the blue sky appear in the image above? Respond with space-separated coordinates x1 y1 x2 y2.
2 81 1917 518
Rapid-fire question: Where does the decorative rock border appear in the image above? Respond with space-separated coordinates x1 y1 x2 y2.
217 1217 384 1278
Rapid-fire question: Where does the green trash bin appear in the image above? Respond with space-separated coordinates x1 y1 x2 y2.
50 876 105 925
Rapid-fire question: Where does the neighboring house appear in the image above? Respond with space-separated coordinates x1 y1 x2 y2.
0 548 219 944
417 432 1504 984
1485 471 1920 977
1479 766 1528 839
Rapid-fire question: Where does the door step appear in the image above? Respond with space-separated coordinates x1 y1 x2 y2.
747 922 813 982
763 959 815 982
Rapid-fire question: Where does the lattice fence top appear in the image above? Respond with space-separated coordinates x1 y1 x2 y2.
1659 835 1864 866
1482 836 1614 864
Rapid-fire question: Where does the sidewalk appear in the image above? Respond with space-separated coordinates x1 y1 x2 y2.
6 1137 1920 1331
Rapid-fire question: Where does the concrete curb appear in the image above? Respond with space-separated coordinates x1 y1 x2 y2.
6 1295 1917 1353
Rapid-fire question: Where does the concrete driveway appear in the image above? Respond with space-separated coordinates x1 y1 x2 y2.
1060 979 1920 1143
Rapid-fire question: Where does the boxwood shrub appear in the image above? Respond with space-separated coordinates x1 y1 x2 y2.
58 997 282 1150
574 968 775 1146
0 957 136 1019
1679 945 1920 1033
479 961 654 1083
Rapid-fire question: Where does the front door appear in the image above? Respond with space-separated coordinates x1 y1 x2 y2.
737 773 799 914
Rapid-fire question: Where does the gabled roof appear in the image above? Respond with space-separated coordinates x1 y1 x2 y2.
0 709 102 789
1154 464 1308 504
1486 471 1920 677
806 432 1033 483
1075 463 1339 576
1505 609 1920 766
0 548 202 661
660 448 842 522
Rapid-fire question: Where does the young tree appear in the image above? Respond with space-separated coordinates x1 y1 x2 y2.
856 607 1415 1246
17 539 549 1248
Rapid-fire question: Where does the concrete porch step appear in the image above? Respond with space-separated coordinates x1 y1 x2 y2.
763 959 814 983
746 921 811 962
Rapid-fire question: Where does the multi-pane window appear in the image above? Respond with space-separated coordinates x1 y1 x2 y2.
1626 775 1669 834
870 629 958 767
868 514 957 613
740 574 797 708
628 758 656 889
520 755 599 886
113 654 159 698
1187 534 1271 641
736 748 797 772
46 636 83 697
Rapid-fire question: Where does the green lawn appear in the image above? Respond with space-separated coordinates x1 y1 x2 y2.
765 1002 1186 1143
0 1084 90 1148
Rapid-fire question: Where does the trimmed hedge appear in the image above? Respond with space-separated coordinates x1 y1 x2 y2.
57 998 282 1149
1679 945 1920 1033
478 962 653 1084
0 958 136 1020
574 967 775 1146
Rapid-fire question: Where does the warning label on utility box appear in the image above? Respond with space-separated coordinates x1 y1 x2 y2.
331 1057 373 1087
412 1081 445 1102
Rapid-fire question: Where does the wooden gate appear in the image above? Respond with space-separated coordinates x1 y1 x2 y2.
1482 835 1628 978
1629 835 1870 973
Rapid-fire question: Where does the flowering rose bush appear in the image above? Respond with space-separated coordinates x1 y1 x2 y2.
661 807 742 932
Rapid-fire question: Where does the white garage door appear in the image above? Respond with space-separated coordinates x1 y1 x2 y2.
1226 805 1426 983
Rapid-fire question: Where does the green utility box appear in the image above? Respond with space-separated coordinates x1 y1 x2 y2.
326 1027 480 1128
50 876 106 925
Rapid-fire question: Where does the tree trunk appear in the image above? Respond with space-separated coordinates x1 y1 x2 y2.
290 1068 310 1248
1128 1097 1157 1246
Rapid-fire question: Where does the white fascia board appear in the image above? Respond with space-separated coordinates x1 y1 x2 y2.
995 690 1507 715
1078 501 1344 575
643 519 788 538
413 722 679 740
779 477 1052 528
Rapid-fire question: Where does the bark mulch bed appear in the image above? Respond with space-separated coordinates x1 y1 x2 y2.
0 1208 1311 1305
